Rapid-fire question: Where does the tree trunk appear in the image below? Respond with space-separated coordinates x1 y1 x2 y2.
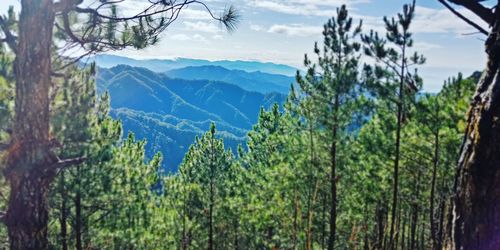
419 223 425 250
292 189 299 250
430 129 439 250
306 111 318 250
306 180 320 250
400 211 406 250
182 193 187 250
208 137 216 250
394 207 401 250
60 171 68 250
410 207 419 250
328 94 340 250
364 222 370 250
208 180 214 250
389 41 406 250
234 216 239 250
6 169 54 249
436 195 446 250
4 1 56 249
75 166 83 250
448 8 500 250
410 171 422 250
321 191 327 250
375 202 386 250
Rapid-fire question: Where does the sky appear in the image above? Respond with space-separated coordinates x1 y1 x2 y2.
0 0 493 92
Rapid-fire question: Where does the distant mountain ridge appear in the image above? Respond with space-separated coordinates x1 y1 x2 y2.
165 65 294 94
96 65 286 171
93 54 298 76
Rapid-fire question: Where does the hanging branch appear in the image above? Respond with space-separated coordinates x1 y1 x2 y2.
58 0 238 51
447 0 494 24
0 142 9 151
0 16 17 53
438 0 489 35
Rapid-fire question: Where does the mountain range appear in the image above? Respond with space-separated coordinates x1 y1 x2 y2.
93 54 298 76
165 65 294 94
96 64 287 171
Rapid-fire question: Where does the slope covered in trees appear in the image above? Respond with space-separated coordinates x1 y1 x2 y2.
96 65 286 170
165 65 294 94
0 65 479 249
0 0 497 249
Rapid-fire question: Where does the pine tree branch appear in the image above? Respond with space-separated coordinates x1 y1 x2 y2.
447 0 495 25
51 71 66 78
54 0 85 13
53 156 87 170
75 0 203 22
0 211 5 224
53 51 94 71
0 142 9 151
61 12 85 47
0 16 17 53
439 0 489 35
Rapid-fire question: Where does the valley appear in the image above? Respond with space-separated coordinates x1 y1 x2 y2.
95 61 290 170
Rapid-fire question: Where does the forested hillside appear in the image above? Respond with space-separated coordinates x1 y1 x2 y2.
0 0 499 250
165 65 294 94
96 65 286 170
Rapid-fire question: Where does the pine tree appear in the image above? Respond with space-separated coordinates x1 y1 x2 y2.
296 5 364 249
362 1 425 248
177 123 233 250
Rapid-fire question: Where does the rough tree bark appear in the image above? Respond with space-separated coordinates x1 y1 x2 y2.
4 1 56 249
447 3 500 249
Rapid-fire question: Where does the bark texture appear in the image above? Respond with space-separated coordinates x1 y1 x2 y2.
448 8 500 250
4 1 56 249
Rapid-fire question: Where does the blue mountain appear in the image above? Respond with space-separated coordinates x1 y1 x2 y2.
96 65 286 171
93 54 298 76
165 65 294 94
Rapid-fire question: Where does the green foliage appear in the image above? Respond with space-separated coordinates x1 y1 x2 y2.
0 3 479 249
43 5 477 250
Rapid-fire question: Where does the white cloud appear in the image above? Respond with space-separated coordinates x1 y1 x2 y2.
249 0 369 17
170 34 191 41
413 42 442 51
250 24 264 31
360 5 488 35
183 21 222 33
412 6 487 34
180 8 214 20
193 34 208 42
170 33 208 43
268 24 322 37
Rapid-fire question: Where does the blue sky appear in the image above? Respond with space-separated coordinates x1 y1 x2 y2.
0 0 491 92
